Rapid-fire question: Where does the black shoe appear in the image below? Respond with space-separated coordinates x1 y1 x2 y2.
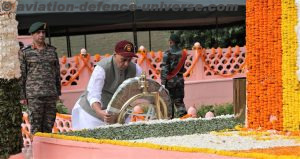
178 110 187 118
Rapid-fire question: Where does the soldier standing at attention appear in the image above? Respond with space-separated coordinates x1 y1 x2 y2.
19 22 61 135
160 34 188 118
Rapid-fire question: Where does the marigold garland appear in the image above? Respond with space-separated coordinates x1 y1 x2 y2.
238 146 300 156
94 54 101 62
246 0 283 130
62 53 93 86
200 46 246 78
183 48 201 77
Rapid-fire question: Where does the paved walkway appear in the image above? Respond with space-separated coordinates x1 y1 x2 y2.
8 145 251 159
9 145 251 159
9 146 32 159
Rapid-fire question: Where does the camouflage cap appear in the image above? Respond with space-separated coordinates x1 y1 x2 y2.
29 22 47 34
169 34 180 43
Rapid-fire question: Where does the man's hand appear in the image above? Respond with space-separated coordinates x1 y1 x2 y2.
103 112 118 124
92 102 117 124
20 99 28 105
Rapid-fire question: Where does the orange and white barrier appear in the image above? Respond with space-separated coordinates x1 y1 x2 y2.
59 46 246 111
21 112 72 146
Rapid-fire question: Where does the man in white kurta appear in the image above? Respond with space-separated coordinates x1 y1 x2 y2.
72 40 142 130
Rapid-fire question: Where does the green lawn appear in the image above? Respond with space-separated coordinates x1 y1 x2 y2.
49 30 171 57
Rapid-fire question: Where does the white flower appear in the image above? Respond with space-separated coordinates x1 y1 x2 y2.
139 45 145 52
129 131 300 151
0 0 21 79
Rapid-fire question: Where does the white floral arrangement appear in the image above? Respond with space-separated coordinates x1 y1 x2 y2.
131 130 300 151
0 0 21 79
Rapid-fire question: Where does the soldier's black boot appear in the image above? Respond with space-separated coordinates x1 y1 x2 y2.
178 110 188 118
174 99 187 118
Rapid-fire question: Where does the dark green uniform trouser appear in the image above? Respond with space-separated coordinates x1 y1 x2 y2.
166 78 187 117
27 96 57 134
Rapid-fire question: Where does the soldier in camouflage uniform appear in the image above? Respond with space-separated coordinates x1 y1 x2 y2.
19 22 61 134
161 34 187 118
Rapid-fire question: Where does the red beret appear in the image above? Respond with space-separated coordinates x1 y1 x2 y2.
115 40 138 58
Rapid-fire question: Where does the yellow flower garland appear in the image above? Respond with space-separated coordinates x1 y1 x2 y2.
281 0 300 131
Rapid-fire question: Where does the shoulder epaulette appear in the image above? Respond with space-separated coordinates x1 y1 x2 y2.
21 45 32 51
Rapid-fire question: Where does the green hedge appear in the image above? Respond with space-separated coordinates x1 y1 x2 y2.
197 103 233 118
22 99 69 114
56 100 69 114
0 79 23 159
63 117 240 140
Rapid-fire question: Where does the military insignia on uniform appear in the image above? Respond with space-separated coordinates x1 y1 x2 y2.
124 44 133 52
43 23 47 29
